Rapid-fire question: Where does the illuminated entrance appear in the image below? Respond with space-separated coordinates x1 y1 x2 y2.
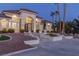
25 16 33 32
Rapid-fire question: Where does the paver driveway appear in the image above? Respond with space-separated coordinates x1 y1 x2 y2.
0 33 37 55
13 36 79 56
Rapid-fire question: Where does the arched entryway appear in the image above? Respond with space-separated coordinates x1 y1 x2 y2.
25 16 33 32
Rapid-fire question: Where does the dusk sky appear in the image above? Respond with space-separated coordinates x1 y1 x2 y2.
0 3 79 21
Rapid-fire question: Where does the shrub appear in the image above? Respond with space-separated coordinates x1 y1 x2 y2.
42 30 44 33
26 30 28 32
2 28 7 33
47 31 50 33
31 30 33 32
36 30 39 33
51 31 53 33
8 28 15 33
20 29 24 33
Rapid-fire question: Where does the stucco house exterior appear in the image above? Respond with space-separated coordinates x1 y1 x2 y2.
0 8 53 33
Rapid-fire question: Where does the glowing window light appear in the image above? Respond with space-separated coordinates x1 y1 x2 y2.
12 15 17 18
1 19 7 28
26 16 32 23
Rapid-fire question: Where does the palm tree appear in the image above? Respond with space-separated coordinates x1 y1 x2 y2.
51 11 55 22
51 12 55 31
62 3 67 35
55 3 61 33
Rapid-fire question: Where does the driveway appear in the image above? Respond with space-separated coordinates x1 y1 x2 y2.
0 33 36 55
12 34 79 56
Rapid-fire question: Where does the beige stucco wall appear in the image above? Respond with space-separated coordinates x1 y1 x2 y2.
0 18 10 31
36 18 41 30
20 11 37 32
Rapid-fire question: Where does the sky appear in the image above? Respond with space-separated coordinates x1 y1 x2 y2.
0 3 79 21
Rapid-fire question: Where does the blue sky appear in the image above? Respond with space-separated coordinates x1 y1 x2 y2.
0 3 79 21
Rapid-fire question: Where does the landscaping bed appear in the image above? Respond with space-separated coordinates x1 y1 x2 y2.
0 33 34 55
46 33 58 37
0 35 10 41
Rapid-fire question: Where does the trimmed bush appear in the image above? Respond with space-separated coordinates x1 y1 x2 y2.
8 28 15 33
2 28 7 33
20 29 24 33
42 30 44 33
51 31 53 32
26 30 28 32
47 31 50 33
31 30 33 32
36 30 39 33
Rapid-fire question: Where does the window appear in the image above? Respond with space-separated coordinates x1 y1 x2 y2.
26 16 32 23
9 22 17 29
12 23 16 29
1 19 7 28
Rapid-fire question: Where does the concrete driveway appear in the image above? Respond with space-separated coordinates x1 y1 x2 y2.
12 34 79 56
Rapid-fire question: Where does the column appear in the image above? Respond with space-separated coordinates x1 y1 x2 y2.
33 19 36 32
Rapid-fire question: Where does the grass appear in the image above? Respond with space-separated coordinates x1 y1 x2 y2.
0 35 10 41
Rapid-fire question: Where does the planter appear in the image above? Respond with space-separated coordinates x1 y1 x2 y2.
64 36 73 39
52 35 63 41
24 40 40 46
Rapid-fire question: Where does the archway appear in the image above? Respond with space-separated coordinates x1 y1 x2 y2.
25 16 33 32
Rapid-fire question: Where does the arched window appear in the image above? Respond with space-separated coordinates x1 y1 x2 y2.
26 16 32 23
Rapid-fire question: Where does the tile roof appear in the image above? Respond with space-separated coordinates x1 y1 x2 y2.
20 8 38 14
42 20 53 23
0 13 11 18
36 16 43 19
2 10 20 14
2 8 38 14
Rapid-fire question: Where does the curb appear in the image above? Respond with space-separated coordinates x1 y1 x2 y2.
2 47 38 56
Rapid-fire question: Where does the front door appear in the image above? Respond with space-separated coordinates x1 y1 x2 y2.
25 23 32 32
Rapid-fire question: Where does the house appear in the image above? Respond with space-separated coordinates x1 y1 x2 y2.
41 20 53 32
0 8 53 33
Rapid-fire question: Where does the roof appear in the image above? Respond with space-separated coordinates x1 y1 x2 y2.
2 10 20 14
0 13 11 18
36 16 43 19
2 8 38 14
42 20 53 23
20 8 38 14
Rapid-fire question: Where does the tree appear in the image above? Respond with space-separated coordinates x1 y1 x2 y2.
65 21 73 34
72 18 79 34
62 3 67 34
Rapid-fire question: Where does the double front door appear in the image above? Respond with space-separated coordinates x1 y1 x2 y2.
25 23 32 32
